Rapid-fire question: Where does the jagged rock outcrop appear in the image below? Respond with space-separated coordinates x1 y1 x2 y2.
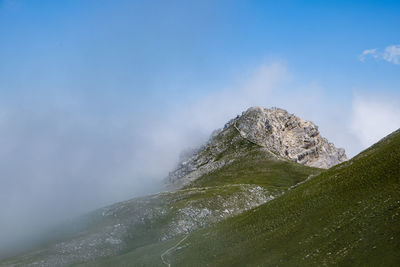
166 106 347 189
235 107 347 168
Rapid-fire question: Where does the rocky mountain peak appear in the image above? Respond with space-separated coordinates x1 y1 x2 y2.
235 106 347 168
166 106 347 189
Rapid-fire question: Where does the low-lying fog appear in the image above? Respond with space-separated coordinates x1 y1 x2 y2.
1 63 399 258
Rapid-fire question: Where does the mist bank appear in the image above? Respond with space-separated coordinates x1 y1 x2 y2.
1 63 399 259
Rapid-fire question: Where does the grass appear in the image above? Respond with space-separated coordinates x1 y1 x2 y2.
169 129 400 266
82 129 400 266
5 126 399 266
188 149 319 190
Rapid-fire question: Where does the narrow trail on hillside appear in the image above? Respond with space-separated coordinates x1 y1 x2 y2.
161 235 189 267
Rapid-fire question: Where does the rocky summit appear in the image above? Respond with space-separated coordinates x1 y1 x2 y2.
235 107 347 168
167 106 347 189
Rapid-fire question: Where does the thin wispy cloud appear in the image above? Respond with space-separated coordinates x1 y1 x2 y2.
359 48 378 62
360 45 400 65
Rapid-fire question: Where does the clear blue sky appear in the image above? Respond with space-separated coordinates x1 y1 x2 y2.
1 0 399 107
1 0 400 254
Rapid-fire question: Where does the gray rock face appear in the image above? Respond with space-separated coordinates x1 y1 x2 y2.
166 106 347 189
235 107 347 169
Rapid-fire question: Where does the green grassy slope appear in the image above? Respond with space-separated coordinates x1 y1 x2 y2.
187 149 317 190
74 155 318 267
76 130 400 266
4 126 399 266
90 129 400 266
169 129 400 266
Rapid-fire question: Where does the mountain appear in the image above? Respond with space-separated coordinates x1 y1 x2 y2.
0 106 325 266
166 128 400 266
166 106 347 189
4 107 397 267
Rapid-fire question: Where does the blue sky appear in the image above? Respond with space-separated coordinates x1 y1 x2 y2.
1 0 399 104
0 0 399 255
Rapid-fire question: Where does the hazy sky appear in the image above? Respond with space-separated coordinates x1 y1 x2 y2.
0 0 399 256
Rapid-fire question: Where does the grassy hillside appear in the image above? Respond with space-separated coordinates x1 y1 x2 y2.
187 149 316 190
169 129 400 266
4 127 398 266
85 129 400 266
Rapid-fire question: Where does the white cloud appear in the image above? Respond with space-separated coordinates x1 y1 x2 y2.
383 45 400 65
359 48 378 62
360 45 400 65
350 95 400 148
151 62 362 160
